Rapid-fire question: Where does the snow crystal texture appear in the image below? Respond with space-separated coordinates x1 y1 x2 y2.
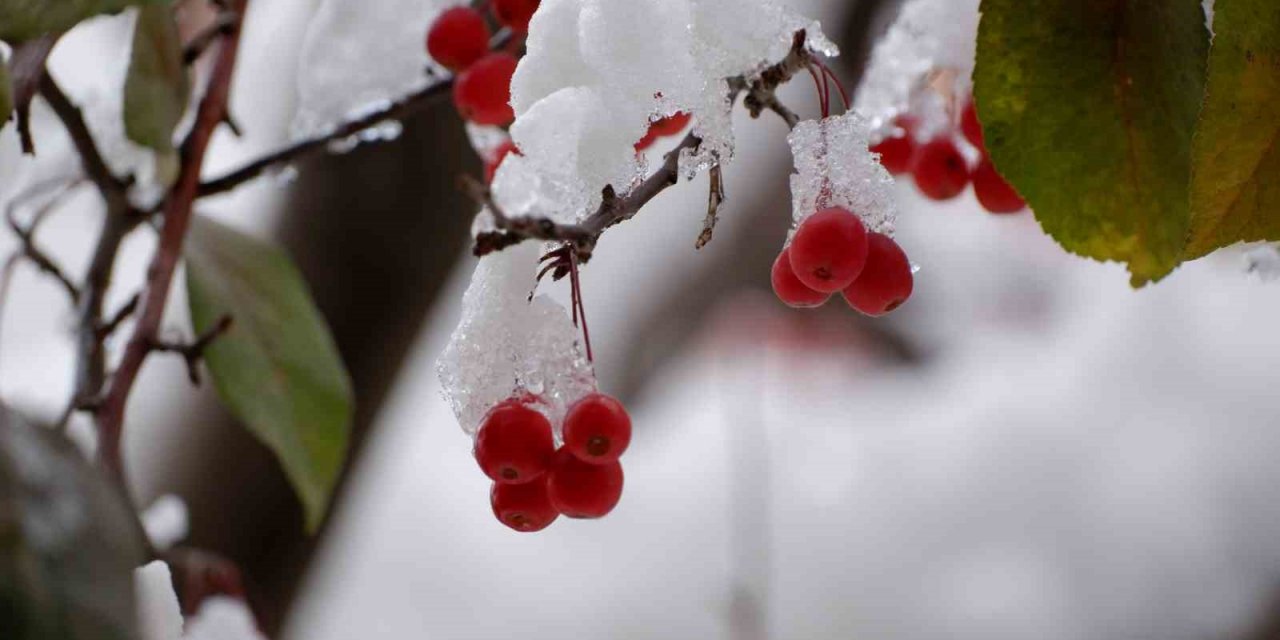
789 112 898 236
437 243 596 437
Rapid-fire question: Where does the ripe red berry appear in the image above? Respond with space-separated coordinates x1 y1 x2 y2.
563 393 631 464
870 115 916 175
648 111 692 138
454 53 518 126
771 247 829 308
972 158 1026 214
960 99 984 151
787 207 869 293
493 0 540 34
634 128 659 151
484 140 520 183
842 232 913 317
491 478 559 532
911 138 970 201
474 400 555 484
547 449 624 519
425 7 491 72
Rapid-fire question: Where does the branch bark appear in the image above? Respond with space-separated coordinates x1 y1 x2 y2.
95 0 249 482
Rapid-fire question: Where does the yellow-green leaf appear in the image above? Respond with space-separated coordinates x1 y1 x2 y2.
123 4 188 160
975 0 1210 285
1184 0 1280 258
0 0 170 42
0 57 12 134
185 216 353 532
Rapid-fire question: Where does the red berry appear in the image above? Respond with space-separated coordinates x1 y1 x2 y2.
960 99 984 151
547 449 624 519
972 158 1025 214
493 0 540 34
911 138 970 201
787 207 869 293
491 478 558 532
474 400 555 484
842 232 913 317
484 140 520 183
648 112 692 138
563 393 631 464
771 248 829 308
870 115 917 175
454 53 518 126
634 128 658 152
426 7 491 72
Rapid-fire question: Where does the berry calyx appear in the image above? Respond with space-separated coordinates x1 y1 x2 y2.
563 393 632 464
492 0 540 34
491 478 559 532
911 138 970 201
771 248 829 308
485 140 520 183
842 232 913 317
787 207 869 293
425 7 491 72
960 99 984 151
454 53 518 126
474 400 555 484
547 449 624 519
870 116 916 175
972 158 1026 214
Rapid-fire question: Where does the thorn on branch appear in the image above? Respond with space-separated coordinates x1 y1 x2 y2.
221 112 243 137
5 208 81 302
148 315 233 385
95 294 141 340
697 163 726 250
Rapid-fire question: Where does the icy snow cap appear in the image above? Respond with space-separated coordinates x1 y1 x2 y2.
854 0 981 133
495 0 838 226
437 243 596 437
789 112 898 236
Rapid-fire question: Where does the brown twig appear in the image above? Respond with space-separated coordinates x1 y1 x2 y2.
38 74 133 212
96 293 141 340
697 163 726 250
5 208 81 302
182 11 238 65
10 35 59 155
150 315 233 385
472 29 818 260
95 0 249 482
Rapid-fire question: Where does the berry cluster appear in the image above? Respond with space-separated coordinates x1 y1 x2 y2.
476 392 632 532
771 207 914 316
426 0 540 176
870 96 1026 214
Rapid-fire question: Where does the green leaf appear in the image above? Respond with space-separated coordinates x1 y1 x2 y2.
185 216 353 532
124 3 188 167
0 407 147 640
975 0 1210 285
0 57 12 134
0 0 171 42
1184 0 1280 258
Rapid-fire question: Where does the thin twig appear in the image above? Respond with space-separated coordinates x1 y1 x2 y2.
37 74 132 211
149 315 233 385
96 0 249 483
697 163 726 250
5 210 81 302
96 293 141 340
182 11 238 64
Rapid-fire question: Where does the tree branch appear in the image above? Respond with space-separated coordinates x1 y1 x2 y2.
149 315 233 385
95 0 250 482
5 208 81 302
472 29 818 260
37 74 132 212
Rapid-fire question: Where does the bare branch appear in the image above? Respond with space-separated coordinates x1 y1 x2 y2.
95 0 250 482
149 315 233 385
10 35 59 155
38 74 132 211
6 209 80 302
96 293 141 340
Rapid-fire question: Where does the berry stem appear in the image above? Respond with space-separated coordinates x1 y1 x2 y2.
814 60 850 112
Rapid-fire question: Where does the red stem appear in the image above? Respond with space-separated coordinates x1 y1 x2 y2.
95 0 249 482
805 63 829 119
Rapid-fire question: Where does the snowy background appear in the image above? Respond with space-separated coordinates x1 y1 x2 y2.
2 0 1279 638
